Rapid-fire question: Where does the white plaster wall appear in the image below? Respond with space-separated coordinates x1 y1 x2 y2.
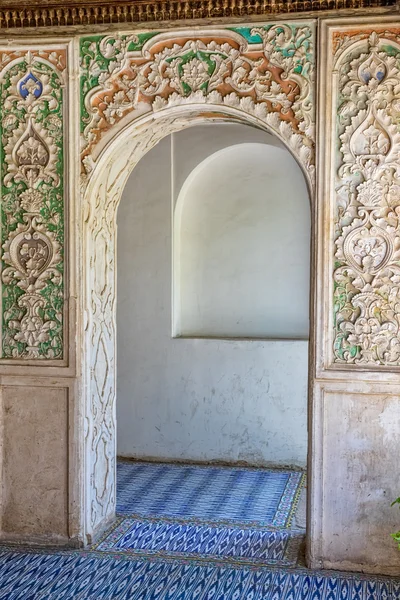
116 125 310 467
174 142 310 338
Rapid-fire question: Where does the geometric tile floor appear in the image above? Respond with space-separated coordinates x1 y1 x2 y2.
93 515 305 566
0 550 400 599
105 461 306 566
116 461 305 528
1 462 399 599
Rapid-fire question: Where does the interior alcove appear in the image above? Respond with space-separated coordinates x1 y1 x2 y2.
173 140 310 339
116 123 311 469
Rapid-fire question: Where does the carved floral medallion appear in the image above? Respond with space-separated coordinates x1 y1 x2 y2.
333 30 400 366
0 51 65 359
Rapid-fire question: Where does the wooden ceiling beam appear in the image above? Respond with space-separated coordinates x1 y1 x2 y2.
0 0 398 30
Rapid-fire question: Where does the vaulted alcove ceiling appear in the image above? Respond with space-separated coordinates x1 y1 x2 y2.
0 0 397 29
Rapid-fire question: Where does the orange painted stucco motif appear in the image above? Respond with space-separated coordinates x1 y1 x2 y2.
80 25 315 179
333 28 400 55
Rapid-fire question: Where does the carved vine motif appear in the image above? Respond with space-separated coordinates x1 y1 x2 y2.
333 31 400 366
79 24 314 535
80 24 315 181
0 51 64 359
83 115 195 535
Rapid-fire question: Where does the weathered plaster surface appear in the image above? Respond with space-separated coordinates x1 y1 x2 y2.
311 387 400 575
117 127 309 467
1 386 69 541
309 17 400 574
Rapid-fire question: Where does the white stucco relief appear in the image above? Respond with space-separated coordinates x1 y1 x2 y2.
332 31 400 366
83 114 216 536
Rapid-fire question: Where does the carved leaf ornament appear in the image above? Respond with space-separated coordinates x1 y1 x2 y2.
80 24 315 181
333 31 400 366
0 51 64 359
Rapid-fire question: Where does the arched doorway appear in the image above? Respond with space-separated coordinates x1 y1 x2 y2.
113 121 311 564
81 106 315 554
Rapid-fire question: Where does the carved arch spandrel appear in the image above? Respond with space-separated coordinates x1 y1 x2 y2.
328 26 400 368
80 23 316 186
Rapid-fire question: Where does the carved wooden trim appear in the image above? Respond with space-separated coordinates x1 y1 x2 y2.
0 0 397 29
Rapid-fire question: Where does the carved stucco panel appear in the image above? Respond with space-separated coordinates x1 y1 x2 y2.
332 28 400 367
80 23 316 183
0 49 66 359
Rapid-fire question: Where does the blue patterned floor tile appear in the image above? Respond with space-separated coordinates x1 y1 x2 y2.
117 461 305 527
1 462 398 599
1 551 399 600
94 517 304 566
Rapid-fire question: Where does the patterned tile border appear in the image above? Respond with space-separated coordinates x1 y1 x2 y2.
91 516 304 567
274 472 306 528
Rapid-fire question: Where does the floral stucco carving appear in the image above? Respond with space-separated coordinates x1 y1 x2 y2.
80 24 315 184
333 30 400 366
0 50 65 359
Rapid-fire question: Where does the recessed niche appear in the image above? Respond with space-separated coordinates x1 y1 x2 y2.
173 142 310 339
